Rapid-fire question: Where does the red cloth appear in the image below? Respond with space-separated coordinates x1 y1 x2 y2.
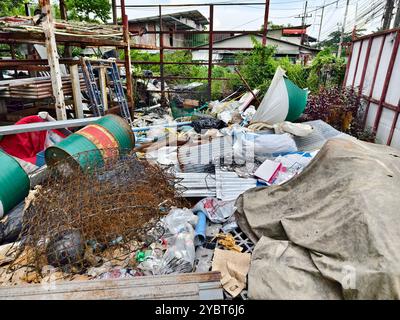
0 116 65 164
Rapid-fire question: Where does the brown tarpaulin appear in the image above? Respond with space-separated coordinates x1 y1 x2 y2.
236 138 400 299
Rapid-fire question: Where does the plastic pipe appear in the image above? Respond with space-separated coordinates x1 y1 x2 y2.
194 211 207 247
132 121 192 132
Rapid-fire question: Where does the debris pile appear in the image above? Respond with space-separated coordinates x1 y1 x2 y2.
1 150 186 284
2 64 397 301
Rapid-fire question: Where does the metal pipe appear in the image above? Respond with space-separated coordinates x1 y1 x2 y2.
132 121 192 132
362 34 386 128
373 32 400 133
357 37 373 96
121 0 134 116
117 3 266 7
351 40 363 89
207 5 214 101
141 30 261 35
159 5 166 108
133 75 231 81
131 60 242 66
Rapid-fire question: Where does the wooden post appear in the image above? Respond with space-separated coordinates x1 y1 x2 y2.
121 0 134 116
40 0 67 120
70 64 84 119
99 66 108 111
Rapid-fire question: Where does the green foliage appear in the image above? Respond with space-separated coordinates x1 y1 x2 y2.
307 48 346 93
66 0 111 23
130 38 345 102
260 22 292 31
276 57 309 89
0 0 26 16
236 39 345 96
130 50 240 100
237 38 309 94
237 38 277 93
210 66 240 100
320 29 365 55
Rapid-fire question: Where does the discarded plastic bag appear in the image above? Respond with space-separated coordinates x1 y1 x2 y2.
192 117 226 133
160 229 196 274
233 131 297 161
249 121 313 137
162 208 198 234
192 198 236 224
157 208 197 274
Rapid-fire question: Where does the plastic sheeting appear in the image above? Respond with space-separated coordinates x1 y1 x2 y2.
251 67 308 124
235 138 400 299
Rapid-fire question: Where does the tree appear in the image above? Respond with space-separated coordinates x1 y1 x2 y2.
238 37 277 93
319 29 365 54
66 0 111 23
307 48 346 93
259 22 292 31
0 0 26 16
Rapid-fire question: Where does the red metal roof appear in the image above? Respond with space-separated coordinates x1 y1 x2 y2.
282 28 307 35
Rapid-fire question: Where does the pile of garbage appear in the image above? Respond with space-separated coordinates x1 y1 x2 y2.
2 66 399 300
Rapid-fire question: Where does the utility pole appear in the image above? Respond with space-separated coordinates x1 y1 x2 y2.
337 0 350 58
317 0 326 44
262 0 270 46
382 0 395 29
394 0 400 27
295 1 312 45
353 0 359 29
112 0 118 25
24 2 30 16
59 0 67 20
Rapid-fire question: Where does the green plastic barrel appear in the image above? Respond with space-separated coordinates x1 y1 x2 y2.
0 149 30 217
45 115 134 169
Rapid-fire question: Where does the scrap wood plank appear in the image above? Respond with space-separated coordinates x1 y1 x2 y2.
0 272 222 300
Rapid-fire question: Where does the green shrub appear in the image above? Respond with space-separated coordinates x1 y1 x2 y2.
307 48 346 93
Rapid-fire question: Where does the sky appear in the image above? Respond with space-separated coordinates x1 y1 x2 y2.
119 0 385 41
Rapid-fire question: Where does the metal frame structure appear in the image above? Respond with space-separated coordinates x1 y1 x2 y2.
344 27 400 146
124 2 270 103
0 1 134 120
0 1 270 118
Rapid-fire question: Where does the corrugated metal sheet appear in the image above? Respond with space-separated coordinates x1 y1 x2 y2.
175 172 216 197
178 136 233 172
215 168 257 201
0 272 223 300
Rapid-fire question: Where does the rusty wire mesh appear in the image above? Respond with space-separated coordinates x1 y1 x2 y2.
8 148 188 278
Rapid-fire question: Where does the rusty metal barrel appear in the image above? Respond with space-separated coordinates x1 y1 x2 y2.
45 115 135 168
